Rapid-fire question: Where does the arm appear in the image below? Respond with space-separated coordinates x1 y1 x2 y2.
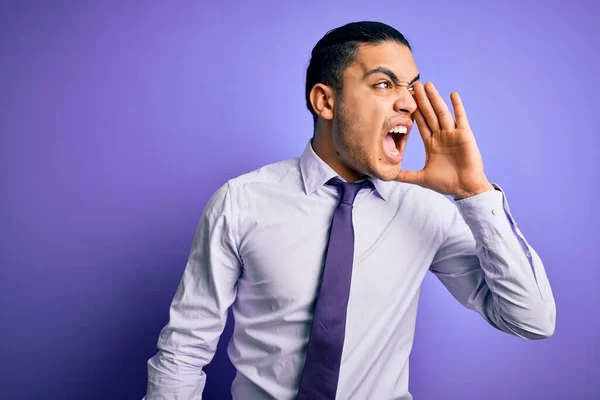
144 182 242 399
429 184 556 339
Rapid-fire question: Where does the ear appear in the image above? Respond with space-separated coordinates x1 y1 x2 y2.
309 83 335 122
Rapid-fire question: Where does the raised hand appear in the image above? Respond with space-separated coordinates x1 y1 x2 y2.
396 81 495 200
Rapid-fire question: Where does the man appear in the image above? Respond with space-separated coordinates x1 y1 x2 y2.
145 21 555 400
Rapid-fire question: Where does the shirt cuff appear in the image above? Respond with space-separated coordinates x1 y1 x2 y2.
453 183 515 242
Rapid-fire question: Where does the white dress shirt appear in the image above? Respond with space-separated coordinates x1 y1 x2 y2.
145 139 556 400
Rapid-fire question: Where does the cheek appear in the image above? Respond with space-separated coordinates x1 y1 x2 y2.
365 100 390 135
341 93 391 142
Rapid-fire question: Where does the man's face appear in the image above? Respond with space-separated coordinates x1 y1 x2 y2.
333 41 419 181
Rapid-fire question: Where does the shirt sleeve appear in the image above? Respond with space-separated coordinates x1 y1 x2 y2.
144 181 242 399
429 183 556 339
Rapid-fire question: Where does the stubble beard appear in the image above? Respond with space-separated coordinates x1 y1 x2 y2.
334 102 397 182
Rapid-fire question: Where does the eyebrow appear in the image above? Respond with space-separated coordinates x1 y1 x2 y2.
363 67 420 86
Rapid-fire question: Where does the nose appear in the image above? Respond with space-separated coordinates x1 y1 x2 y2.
393 86 417 115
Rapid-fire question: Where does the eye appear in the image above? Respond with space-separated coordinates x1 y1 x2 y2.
374 81 392 89
408 86 415 95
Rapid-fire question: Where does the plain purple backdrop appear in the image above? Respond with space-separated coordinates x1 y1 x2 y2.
1 1 598 399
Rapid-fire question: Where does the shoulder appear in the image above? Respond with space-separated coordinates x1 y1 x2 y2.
390 180 454 208
227 157 300 189
204 156 300 212
390 182 459 227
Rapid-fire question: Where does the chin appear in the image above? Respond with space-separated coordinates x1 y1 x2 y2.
367 156 401 181
371 167 400 182
340 145 400 182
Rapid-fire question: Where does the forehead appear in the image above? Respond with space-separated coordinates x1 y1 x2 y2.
347 41 418 81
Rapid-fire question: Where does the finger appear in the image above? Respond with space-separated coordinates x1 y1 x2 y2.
424 82 456 132
413 81 440 132
450 92 471 130
413 109 432 140
395 169 425 186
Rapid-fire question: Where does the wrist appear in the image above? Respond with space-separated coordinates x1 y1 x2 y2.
453 182 495 201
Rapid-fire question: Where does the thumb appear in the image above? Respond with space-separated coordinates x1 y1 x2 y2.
395 169 425 185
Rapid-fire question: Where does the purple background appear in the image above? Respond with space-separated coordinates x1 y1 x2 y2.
1 1 598 399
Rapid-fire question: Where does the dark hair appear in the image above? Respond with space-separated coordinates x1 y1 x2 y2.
305 21 412 126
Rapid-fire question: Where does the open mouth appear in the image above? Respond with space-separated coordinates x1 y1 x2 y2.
383 125 408 161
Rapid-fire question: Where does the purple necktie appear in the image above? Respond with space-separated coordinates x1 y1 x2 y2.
296 177 373 400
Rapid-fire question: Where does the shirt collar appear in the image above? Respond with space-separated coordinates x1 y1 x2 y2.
299 139 393 201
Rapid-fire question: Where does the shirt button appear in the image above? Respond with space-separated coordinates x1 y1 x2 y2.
492 208 499 215
525 251 532 258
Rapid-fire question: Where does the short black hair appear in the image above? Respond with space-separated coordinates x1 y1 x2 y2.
305 21 412 126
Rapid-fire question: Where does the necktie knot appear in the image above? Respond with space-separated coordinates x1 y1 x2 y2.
327 177 373 205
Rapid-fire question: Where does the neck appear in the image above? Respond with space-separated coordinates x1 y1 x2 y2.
311 126 366 183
